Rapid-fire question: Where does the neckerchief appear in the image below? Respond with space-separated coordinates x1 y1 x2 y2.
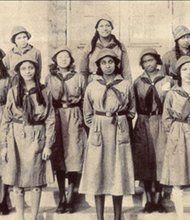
13 44 33 55
23 85 45 124
54 71 76 102
175 88 190 119
141 73 164 114
97 78 123 108
96 38 117 50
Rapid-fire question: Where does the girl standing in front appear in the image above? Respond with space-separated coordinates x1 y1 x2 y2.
0 56 55 220
3 26 42 82
46 47 87 213
0 48 10 215
161 56 190 220
133 48 171 213
79 14 132 84
79 48 135 220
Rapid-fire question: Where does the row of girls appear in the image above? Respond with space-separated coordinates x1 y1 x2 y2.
0 14 190 220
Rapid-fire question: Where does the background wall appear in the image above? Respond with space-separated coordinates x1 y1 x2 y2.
0 0 190 82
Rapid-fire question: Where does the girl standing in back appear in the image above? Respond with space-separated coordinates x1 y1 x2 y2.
79 48 135 220
3 26 42 82
46 47 87 213
0 56 55 220
79 14 132 84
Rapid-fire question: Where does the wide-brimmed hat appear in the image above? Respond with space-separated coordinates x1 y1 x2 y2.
11 26 31 43
173 25 190 41
139 47 162 66
14 56 38 72
51 46 74 64
175 55 190 73
95 48 120 66
95 14 114 29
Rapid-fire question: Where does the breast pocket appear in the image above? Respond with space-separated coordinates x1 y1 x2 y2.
89 131 102 147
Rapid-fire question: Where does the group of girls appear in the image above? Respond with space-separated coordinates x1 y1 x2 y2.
0 14 189 220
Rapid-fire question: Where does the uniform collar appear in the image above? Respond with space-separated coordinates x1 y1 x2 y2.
96 38 117 49
12 44 33 55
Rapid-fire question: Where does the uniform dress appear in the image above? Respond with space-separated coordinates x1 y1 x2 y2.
79 74 135 196
46 70 87 173
161 48 190 77
0 77 10 202
133 71 171 181
0 86 55 188
161 85 190 186
79 38 132 82
3 44 42 78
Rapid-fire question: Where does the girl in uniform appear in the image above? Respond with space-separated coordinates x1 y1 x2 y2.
79 48 135 220
0 56 55 220
162 25 190 78
161 56 190 220
0 48 10 215
133 48 171 213
3 26 42 82
46 47 87 213
79 14 132 84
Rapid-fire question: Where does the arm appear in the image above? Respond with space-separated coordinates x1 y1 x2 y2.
44 90 56 149
162 91 174 133
83 85 94 127
37 50 42 79
127 84 136 119
0 89 13 151
121 43 132 82
161 52 171 76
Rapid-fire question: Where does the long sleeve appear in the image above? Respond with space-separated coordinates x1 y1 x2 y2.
162 91 174 133
83 85 93 127
121 43 132 82
161 52 170 76
127 85 136 119
44 90 56 149
0 89 13 149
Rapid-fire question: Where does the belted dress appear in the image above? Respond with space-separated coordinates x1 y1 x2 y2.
79 74 135 195
46 70 87 172
161 85 190 186
132 71 170 181
0 85 55 188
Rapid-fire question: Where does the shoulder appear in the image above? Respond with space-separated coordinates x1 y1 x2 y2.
162 49 176 59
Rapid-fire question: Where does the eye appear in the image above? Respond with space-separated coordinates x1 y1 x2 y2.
100 61 106 65
108 60 114 64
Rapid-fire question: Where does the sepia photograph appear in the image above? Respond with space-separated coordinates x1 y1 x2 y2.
0 1 190 220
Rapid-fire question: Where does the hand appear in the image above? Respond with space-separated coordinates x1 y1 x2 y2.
42 147 52 161
1 148 8 163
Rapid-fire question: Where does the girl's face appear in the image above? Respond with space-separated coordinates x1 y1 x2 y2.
56 51 71 69
97 20 112 38
141 54 157 73
180 62 190 83
19 61 36 82
15 32 28 48
100 56 116 75
178 34 190 49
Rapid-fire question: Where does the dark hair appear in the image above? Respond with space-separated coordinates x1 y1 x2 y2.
175 40 190 60
96 57 120 76
88 30 123 57
140 54 163 69
15 61 46 108
0 60 9 80
53 50 74 67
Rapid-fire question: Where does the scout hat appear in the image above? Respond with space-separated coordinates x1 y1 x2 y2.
175 55 190 73
51 46 74 64
11 26 31 43
95 14 114 29
173 25 190 41
139 47 162 66
14 55 38 73
95 48 120 66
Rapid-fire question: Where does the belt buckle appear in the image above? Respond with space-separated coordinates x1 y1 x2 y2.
62 103 68 109
106 111 112 117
